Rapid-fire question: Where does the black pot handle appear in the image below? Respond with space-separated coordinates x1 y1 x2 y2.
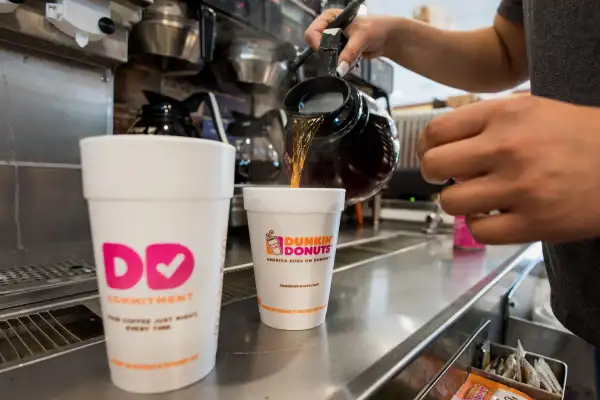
373 88 392 115
199 6 217 63
318 28 347 77
143 90 181 106
289 0 365 71
261 109 287 132
230 110 250 121
202 92 229 144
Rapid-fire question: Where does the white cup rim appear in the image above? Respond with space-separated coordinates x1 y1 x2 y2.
243 187 345 193
81 135 234 150
80 135 235 200
243 186 345 213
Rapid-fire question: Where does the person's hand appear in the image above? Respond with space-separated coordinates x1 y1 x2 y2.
417 95 600 244
305 9 398 76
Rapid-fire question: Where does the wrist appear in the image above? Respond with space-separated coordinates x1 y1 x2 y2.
382 17 411 60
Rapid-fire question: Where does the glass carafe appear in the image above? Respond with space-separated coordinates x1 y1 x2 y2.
125 91 229 144
227 111 283 184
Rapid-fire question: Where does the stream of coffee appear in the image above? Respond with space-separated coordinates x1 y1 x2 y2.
289 116 324 188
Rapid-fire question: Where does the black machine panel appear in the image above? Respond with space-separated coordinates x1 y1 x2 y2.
202 0 249 19
386 170 451 202
281 0 314 46
298 0 323 14
370 58 394 94
349 59 370 81
204 0 315 45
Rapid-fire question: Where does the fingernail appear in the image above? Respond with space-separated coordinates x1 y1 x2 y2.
424 177 448 185
336 61 350 77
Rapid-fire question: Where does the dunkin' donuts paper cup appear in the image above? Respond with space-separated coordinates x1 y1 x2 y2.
80 136 235 394
243 187 345 330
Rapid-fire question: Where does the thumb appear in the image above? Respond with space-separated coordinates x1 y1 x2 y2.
305 9 343 51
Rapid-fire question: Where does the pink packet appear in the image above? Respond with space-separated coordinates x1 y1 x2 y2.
453 215 486 251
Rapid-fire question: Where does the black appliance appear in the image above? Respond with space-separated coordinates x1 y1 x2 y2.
370 58 394 94
322 0 348 9
202 0 248 19
386 170 451 202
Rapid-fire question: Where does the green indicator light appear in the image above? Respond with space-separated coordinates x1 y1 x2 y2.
410 197 415 203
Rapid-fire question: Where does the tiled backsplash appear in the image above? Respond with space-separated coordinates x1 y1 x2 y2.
0 43 110 268
0 44 287 269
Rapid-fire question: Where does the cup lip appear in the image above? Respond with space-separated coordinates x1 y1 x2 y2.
243 186 346 193
80 135 235 151
242 186 346 213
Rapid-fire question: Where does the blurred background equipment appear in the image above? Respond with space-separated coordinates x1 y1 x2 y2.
412 4 453 29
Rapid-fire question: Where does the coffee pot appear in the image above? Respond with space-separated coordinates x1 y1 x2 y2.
126 90 229 143
227 109 286 184
282 0 400 205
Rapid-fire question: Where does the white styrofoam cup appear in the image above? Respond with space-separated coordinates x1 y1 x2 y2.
80 135 235 394
243 187 345 331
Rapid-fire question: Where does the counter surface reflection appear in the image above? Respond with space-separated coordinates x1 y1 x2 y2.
0 237 540 400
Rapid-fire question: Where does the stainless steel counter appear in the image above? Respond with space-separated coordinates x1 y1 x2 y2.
223 225 417 271
0 225 416 311
0 237 542 400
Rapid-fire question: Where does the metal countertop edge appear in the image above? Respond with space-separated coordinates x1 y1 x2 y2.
327 243 539 400
0 232 426 318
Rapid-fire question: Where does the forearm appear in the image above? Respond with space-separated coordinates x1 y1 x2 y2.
384 17 528 93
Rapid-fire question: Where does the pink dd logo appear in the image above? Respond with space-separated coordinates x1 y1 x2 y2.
102 243 194 290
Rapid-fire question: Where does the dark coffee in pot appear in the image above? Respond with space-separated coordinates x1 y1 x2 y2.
284 77 399 205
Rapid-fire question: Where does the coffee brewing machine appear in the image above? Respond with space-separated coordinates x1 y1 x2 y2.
0 0 395 232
